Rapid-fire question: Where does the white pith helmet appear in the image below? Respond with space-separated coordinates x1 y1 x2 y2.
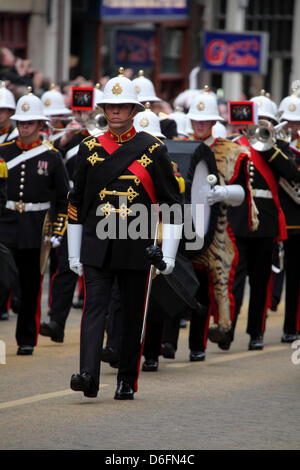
11 87 48 121
212 121 227 138
96 67 144 112
133 102 165 138
94 83 104 109
265 92 279 120
187 86 224 122
132 70 161 103
278 89 300 122
0 81 16 110
41 83 71 116
250 90 278 123
168 107 189 137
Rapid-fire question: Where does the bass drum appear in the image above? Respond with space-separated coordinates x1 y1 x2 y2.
184 141 220 258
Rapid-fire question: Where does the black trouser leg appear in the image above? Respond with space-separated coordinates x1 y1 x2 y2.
230 237 248 341
189 268 210 352
162 315 181 350
143 301 165 361
49 237 78 330
246 238 274 338
106 277 122 351
283 235 300 334
15 249 42 347
116 269 149 392
80 266 115 388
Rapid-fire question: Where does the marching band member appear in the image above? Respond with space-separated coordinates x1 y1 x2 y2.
0 88 69 355
0 81 18 143
68 68 182 400
220 92 300 351
276 89 300 342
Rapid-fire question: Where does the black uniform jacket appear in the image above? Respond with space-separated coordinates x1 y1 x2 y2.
278 146 300 236
68 127 181 270
0 139 69 249
228 138 300 239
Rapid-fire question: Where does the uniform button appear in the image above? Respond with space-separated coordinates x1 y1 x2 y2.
19 192 23 197
21 171 25 176
20 178 25 183
113 190 117 195
249 178 253 183
19 185 24 190
21 164 26 169
59 217 63 221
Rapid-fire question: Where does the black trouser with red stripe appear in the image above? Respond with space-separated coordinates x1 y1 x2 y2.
230 236 274 340
80 265 149 392
48 237 78 330
283 234 300 335
13 248 42 347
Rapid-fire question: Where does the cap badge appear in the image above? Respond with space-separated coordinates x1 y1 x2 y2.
139 117 149 128
135 85 141 94
197 101 205 111
288 103 296 112
21 102 30 112
112 83 123 95
44 98 51 107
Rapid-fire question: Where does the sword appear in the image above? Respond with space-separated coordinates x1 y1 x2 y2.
140 219 166 345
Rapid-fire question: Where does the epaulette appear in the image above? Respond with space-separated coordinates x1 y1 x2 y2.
0 159 8 178
144 132 165 146
82 134 93 143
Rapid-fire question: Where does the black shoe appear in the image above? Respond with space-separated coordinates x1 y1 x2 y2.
70 372 98 398
114 381 134 400
101 346 120 364
0 312 9 321
142 358 159 372
248 335 264 351
162 343 176 359
39 321 64 343
17 345 34 356
189 350 206 362
72 299 84 309
281 333 298 343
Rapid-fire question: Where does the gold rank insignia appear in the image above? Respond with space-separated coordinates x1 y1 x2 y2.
44 98 51 107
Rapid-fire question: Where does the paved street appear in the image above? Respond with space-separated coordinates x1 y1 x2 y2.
0 280 300 451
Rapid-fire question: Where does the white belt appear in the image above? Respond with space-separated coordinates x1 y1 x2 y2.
6 200 51 213
251 189 273 199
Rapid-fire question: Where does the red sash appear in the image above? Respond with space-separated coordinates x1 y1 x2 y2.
237 136 287 241
97 133 157 207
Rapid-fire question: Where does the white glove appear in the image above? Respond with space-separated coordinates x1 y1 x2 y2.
207 184 245 207
51 235 62 248
67 223 83 276
157 224 183 276
69 257 83 277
